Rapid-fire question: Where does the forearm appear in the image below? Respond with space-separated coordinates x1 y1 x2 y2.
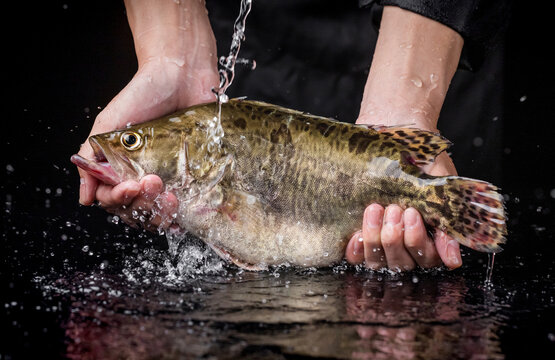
124 0 217 71
357 6 463 132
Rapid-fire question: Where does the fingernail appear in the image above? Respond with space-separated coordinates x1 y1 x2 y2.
367 207 382 228
384 206 402 226
404 208 418 229
447 240 461 267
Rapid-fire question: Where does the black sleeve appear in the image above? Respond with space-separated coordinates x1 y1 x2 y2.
359 0 512 71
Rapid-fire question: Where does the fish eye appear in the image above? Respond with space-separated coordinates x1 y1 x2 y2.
120 131 142 150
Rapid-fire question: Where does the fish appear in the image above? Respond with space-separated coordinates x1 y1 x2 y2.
71 99 507 269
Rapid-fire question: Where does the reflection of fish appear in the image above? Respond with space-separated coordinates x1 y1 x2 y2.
71 100 506 269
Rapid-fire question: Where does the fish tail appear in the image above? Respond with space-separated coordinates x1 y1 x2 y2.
442 177 507 252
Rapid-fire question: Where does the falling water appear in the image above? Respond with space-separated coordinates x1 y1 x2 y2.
484 253 496 288
214 0 255 101
164 0 256 276
206 0 255 157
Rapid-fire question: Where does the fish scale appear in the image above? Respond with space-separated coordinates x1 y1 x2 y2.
71 99 507 269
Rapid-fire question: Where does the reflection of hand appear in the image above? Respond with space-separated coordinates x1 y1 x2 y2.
342 273 473 359
345 152 462 271
75 0 219 230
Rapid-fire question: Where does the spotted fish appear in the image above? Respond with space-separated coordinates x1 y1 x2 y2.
71 99 507 269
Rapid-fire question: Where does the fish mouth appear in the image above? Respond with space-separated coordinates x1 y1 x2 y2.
70 137 137 186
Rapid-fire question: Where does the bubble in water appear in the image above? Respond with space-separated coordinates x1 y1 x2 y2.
82 245 89 252
473 137 484 147
519 95 527 102
550 189 555 199
6 164 14 173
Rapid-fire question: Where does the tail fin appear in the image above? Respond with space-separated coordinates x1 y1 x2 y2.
443 177 507 253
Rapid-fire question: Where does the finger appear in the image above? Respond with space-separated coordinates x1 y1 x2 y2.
115 176 170 231
77 168 98 206
140 175 164 200
345 231 365 265
362 204 387 270
96 181 141 209
99 175 163 212
403 208 442 268
425 152 458 176
433 230 462 269
120 190 178 231
149 191 179 230
381 205 416 272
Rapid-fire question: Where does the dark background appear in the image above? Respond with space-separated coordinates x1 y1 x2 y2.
3 0 554 358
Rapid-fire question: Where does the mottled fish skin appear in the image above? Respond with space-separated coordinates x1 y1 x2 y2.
85 99 507 269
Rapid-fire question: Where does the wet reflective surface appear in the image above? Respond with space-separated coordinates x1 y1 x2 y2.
2 171 554 358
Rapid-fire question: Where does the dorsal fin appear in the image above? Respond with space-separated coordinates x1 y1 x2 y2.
367 125 452 167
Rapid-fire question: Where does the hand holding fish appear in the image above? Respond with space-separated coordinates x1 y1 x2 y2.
345 153 462 271
76 0 218 228
344 6 467 271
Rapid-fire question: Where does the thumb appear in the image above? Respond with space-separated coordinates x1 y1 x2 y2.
77 166 98 206
434 229 462 269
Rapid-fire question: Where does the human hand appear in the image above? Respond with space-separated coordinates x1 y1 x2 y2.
344 6 464 271
345 152 462 271
76 0 219 230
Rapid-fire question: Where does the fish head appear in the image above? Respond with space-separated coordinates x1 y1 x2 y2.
71 107 228 190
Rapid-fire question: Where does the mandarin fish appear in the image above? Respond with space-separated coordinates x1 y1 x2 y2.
71 100 506 269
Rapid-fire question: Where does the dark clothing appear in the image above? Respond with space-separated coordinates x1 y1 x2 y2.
207 0 508 183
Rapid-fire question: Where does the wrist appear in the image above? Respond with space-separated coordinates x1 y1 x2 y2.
357 6 463 132
125 0 217 72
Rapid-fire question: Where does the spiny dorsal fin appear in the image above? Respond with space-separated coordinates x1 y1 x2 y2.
365 125 452 167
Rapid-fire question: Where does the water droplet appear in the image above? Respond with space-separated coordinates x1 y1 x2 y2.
519 95 527 102
473 137 484 147
410 77 423 88
218 93 229 103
